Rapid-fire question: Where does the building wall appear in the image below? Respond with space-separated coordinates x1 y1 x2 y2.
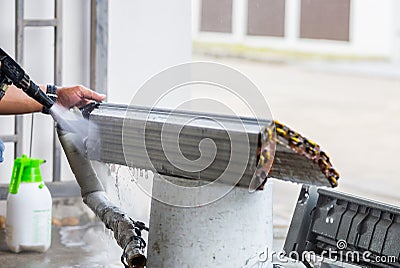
0 0 192 183
193 0 399 60
108 0 192 105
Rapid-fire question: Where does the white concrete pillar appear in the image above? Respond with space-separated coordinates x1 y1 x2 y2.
192 0 201 40
392 0 400 63
285 0 301 46
147 175 274 267
232 0 247 43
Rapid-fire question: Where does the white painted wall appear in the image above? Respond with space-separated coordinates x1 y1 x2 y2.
0 0 192 183
193 0 397 60
391 0 400 62
108 0 192 105
350 0 393 56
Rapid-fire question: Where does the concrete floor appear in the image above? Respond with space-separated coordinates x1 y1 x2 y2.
0 225 123 268
1 56 399 267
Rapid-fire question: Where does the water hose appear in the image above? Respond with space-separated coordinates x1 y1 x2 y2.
57 113 147 268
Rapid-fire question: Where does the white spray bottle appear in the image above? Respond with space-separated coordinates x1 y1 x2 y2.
6 154 52 253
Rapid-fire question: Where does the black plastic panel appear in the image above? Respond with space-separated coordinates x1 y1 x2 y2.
284 186 400 267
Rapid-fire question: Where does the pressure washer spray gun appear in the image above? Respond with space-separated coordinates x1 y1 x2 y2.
0 48 55 110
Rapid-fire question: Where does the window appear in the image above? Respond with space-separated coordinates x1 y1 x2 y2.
247 0 286 37
200 0 233 33
300 0 351 41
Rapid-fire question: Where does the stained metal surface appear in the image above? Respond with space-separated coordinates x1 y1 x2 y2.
87 103 331 188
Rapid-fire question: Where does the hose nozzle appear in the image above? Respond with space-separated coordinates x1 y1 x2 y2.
24 81 55 109
0 47 55 109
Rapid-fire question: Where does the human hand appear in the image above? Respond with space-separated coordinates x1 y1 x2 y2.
56 85 106 108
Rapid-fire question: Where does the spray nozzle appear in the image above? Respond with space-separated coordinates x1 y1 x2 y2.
9 154 46 194
0 47 55 109
24 82 55 109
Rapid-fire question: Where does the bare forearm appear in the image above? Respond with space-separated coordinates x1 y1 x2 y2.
0 83 106 115
0 85 45 114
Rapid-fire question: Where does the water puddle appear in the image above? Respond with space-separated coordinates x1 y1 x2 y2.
59 222 104 248
58 222 123 267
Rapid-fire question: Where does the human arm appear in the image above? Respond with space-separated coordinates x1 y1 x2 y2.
0 84 106 115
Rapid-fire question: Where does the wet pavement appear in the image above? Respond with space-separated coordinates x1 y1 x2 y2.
0 196 124 268
0 224 123 268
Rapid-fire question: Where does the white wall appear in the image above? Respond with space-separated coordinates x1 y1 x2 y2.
193 0 397 60
350 0 393 57
108 0 192 105
0 0 192 183
392 0 400 62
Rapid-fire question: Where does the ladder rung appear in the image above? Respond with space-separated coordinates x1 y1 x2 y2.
24 19 58 27
0 135 18 143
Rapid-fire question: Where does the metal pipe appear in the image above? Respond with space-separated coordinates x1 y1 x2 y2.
52 0 63 181
14 0 24 158
57 121 147 268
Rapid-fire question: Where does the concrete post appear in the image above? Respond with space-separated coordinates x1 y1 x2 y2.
147 175 273 267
